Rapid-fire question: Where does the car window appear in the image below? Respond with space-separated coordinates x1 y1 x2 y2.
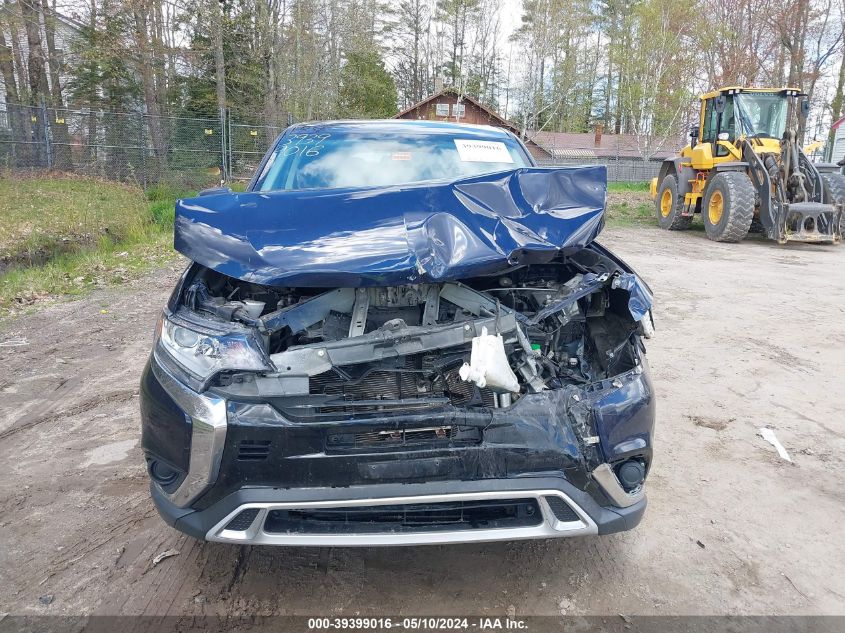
254 131 530 191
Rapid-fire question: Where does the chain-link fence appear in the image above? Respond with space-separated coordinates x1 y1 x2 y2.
0 103 660 188
0 102 289 189
535 156 662 183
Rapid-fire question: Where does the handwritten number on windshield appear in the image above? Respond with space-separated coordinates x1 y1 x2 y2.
279 133 330 157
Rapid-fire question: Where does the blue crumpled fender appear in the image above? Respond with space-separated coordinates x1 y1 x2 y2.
174 166 607 288
614 272 653 322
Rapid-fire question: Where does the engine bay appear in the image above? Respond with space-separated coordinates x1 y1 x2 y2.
175 250 649 416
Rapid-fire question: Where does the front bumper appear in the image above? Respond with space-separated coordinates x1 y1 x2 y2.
151 478 646 546
141 353 654 546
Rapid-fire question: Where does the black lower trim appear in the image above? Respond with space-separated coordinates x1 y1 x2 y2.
264 499 543 534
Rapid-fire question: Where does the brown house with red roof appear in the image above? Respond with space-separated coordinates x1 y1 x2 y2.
394 88 552 161
395 88 682 181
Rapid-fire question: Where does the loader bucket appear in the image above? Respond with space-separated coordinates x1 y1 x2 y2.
778 202 841 244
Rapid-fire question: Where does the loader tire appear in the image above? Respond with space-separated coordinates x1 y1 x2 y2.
655 174 692 230
822 173 845 237
702 171 754 242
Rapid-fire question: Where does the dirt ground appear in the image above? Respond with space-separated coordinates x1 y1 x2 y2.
1 225 844 617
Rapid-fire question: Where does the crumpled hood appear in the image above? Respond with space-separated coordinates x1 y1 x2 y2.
174 165 607 287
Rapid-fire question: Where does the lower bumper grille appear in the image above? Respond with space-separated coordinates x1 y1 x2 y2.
207 490 598 546
224 508 260 531
544 495 580 522
263 499 542 534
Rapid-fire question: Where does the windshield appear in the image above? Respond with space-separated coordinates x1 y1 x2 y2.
735 92 788 139
254 131 530 191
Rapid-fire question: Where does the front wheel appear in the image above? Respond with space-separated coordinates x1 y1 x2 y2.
822 173 845 237
655 174 692 230
702 172 755 242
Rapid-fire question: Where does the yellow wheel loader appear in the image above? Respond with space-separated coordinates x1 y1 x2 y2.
650 87 845 244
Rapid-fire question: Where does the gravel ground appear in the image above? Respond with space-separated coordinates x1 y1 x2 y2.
1 226 843 617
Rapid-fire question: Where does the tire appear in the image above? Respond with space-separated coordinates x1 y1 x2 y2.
822 173 845 237
702 171 755 242
655 174 692 230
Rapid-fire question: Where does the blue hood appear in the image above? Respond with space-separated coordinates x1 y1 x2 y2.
174 166 607 287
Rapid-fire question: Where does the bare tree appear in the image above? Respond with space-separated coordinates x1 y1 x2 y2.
392 0 433 107
211 0 226 113
130 0 167 165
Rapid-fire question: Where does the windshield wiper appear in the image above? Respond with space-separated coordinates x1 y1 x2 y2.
735 101 756 137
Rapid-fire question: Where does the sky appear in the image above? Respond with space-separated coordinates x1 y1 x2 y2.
499 0 523 117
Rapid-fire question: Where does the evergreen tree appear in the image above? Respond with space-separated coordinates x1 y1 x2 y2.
339 50 398 118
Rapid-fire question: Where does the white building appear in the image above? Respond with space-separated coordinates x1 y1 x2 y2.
0 8 83 109
828 115 845 168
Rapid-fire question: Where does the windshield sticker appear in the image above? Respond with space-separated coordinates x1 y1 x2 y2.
454 139 514 163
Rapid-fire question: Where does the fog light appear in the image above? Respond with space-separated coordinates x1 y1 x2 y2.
616 459 645 491
148 459 180 486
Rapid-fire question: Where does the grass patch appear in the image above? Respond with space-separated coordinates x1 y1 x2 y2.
0 174 153 268
608 181 650 192
0 173 185 315
145 181 193 203
148 199 177 229
605 189 656 227
0 234 175 312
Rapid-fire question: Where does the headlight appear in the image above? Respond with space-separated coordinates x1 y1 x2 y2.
155 313 271 385
639 309 655 339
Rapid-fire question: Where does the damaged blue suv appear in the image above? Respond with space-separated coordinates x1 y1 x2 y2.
140 120 656 546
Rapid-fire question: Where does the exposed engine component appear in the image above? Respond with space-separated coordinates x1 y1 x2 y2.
180 254 644 417
459 327 520 393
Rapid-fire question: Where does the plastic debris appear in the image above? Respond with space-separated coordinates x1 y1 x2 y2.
759 427 792 462
0 337 27 347
152 549 180 566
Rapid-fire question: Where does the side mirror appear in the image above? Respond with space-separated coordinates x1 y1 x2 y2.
714 95 727 114
689 126 699 146
799 96 810 119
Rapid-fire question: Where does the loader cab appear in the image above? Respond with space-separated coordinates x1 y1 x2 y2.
690 87 797 169
700 88 794 140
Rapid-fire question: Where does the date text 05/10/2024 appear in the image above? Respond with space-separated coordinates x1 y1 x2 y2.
306 617 529 630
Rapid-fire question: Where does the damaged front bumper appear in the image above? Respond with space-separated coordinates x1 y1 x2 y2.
142 346 653 546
